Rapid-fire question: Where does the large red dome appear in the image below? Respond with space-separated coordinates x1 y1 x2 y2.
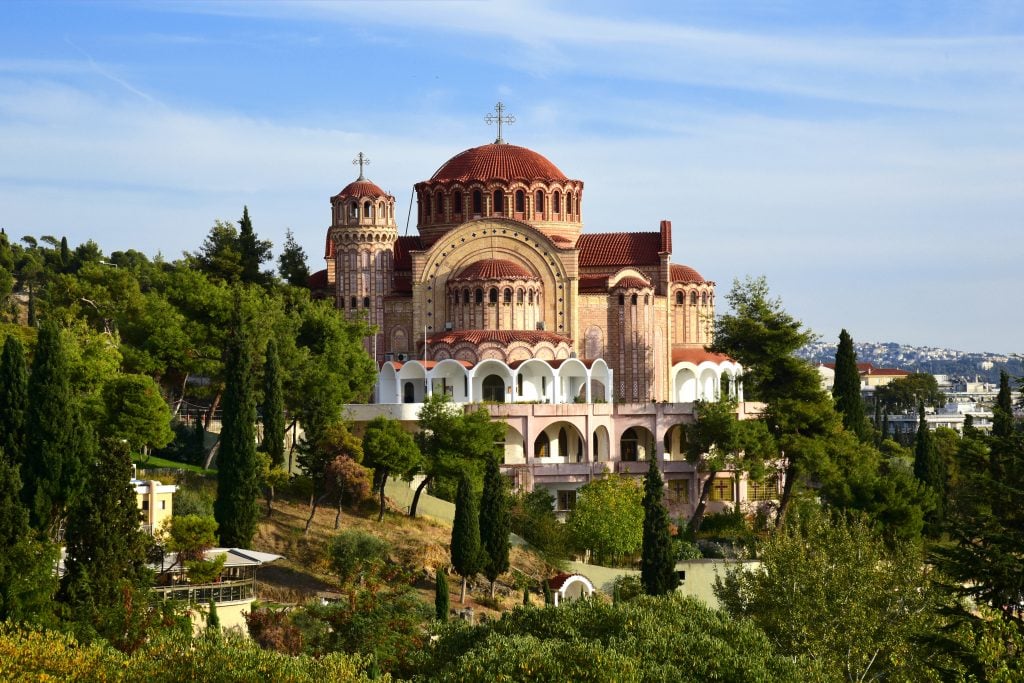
430 144 567 183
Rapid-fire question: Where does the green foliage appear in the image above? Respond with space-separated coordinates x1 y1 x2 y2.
715 503 947 681
479 454 511 590
362 415 420 520
0 335 28 465
611 575 643 603
542 578 553 605
832 328 870 440
162 514 218 564
640 459 678 595
876 372 945 415
992 369 1014 439
509 488 569 563
435 568 450 622
261 338 286 468
567 474 643 566
329 530 389 586
100 374 174 453
236 206 274 286
451 474 483 584
214 313 260 548
278 228 311 287
205 598 220 632
422 595 820 682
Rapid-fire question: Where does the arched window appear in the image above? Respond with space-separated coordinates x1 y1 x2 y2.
463 289 470 304
528 290 534 304
644 295 649 304
475 288 484 304
351 296 358 309
453 191 463 214
503 288 512 303
690 291 698 305
472 190 482 214
631 293 638 305
517 374 524 396
535 432 550 458
403 381 415 404
535 190 545 214
517 289 524 304
558 428 568 459
423 196 431 218
675 291 684 305
553 191 561 213
621 427 638 462
489 288 498 304
435 191 444 216
618 294 625 305
493 189 504 214
566 192 573 215
339 298 345 309
515 190 525 213
364 201 373 218
701 292 708 305
349 201 358 218
481 374 505 402
363 296 370 308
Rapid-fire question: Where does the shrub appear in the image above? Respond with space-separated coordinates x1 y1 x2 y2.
329 530 388 586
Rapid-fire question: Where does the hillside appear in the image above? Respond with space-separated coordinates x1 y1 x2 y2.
798 340 1023 382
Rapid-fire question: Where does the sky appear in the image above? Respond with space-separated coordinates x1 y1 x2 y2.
2 1 1022 354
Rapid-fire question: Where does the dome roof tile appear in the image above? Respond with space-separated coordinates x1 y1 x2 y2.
451 258 539 282
430 144 567 183
670 264 705 283
334 179 388 199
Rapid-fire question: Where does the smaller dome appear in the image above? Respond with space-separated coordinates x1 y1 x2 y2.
431 144 567 183
670 264 705 283
451 258 539 282
335 179 387 199
612 276 652 290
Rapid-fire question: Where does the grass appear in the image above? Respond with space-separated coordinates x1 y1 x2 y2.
133 454 214 475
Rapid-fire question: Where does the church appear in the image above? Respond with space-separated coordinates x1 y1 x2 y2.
311 105 769 516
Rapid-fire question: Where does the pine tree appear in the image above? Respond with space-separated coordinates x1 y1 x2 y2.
237 206 272 286
59 438 152 646
22 323 85 534
913 403 946 532
261 339 286 469
0 451 56 624
450 473 482 604
277 229 311 287
0 335 28 466
214 314 260 548
479 454 510 598
833 329 868 441
640 458 679 596
435 567 449 622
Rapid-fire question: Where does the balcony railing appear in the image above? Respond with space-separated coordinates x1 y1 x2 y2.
153 578 255 605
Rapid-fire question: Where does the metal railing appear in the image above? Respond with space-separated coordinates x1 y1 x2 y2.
153 578 255 605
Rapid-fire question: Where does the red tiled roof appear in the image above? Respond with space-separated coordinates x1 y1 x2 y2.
430 144 568 183
865 367 910 376
451 258 538 282
427 330 572 346
577 232 661 267
333 179 388 199
611 276 651 290
547 572 574 590
550 234 574 245
308 269 328 289
578 274 610 293
670 264 704 283
387 359 474 370
671 347 733 365
393 236 422 271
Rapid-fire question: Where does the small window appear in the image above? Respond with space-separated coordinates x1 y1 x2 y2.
558 428 568 458
631 294 638 305
746 477 778 502
472 190 482 214
553 191 561 213
517 374 524 395
618 294 625 305
363 296 370 308
515 190 525 213
454 191 463 214
702 292 708 305
675 291 683 305
364 201 373 218
475 288 484 304
517 289 524 304
644 295 649 304
535 432 550 458
435 191 444 216
710 477 735 502
463 289 470 304
489 288 498 303
423 196 431 218
493 189 504 213
541 376 546 395
141 500 149 511
160 500 167 510
351 296 358 309
566 192 574 215
528 290 534 304
557 490 577 512
670 479 690 504
349 202 358 218
504 288 512 303
535 190 545 213
690 291 698 305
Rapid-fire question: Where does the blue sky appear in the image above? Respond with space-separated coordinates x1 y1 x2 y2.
2 1 1022 353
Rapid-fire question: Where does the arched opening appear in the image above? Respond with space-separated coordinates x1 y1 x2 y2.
558 428 568 459
566 192 574 215
517 374 523 396
690 291 698 305
592 426 610 462
621 427 639 461
631 294 638 305
528 290 534 304
472 190 482 214
535 190 544 214
364 201 373 218
493 189 504 214
702 292 708 305
515 190 525 213
435 191 444 217
363 296 370 308
350 296 358 309
453 191 463 215
481 374 505 402
553 190 561 214
475 288 484 304
675 291 684 305
517 288 524 304
489 287 498 304
618 294 625 305
349 201 358 218
534 432 550 458
403 381 416 404
463 289 470 304
504 288 512 304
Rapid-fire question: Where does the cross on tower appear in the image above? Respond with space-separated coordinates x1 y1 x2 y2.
352 152 370 180
485 102 515 144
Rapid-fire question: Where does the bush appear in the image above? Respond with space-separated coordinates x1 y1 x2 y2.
674 538 702 561
170 487 214 518
329 530 388 586
612 575 643 602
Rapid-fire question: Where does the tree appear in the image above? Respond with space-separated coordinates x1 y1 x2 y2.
832 329 869 441
100 374 174 455
876 372 945 417
567 474 643 566
323 455 371 529
479 454 510 598
715 503 946 681
708 276 840 524
451 473 482 603
362 416 420 522
329 530 388 587
278 229 311 287
214 313 260 548
206 599 220 634
913 403 945 495
261 338 286 468
22 322 87 534
193 220 243 284
0 335 28 465
435 567 450 622
237 206 273 286
641 459 678 596
59 439 155 651
161 514 218 570
992 369 1014 441
299 421 363 532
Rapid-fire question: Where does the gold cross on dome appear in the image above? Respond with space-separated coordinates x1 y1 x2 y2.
352 152 370 180
485 102 515 144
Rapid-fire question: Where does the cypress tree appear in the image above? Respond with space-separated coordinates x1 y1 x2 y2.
832 329 868 441
206 598 220 632
522 585 530 606
27 287 36 327
435 567 449 622
913 403 946 532
59 236 69 270
640 458 679 596
0 335 28 466
22 323 84 533
993 370 1014 440
59 438 152 645
237 206 271 285
479 454 510 598
542 578 553 605
261 338 286 469
450 473 482 604
214 314 260 548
